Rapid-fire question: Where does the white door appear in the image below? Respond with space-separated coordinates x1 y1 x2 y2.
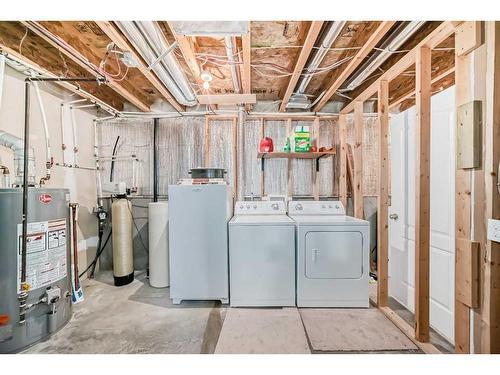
388 87 456 343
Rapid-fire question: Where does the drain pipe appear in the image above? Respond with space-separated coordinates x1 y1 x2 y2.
33 82 52 185
225 36 242 94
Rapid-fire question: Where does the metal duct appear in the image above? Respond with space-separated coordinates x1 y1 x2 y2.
341 21 426 91
225 36 242 93
0 131 36 186
287 21 346 109
115 21 197 106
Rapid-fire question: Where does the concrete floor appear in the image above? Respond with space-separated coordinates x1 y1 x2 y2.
22 272 441 354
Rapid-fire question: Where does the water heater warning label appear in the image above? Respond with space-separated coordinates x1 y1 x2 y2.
17 219 67 294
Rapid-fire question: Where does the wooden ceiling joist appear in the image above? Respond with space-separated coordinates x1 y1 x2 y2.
389 66 455 110
96 21 184 112
340 21 459 114
166 22 202 85
313 21 396 112
21 21 151 112
0 44 119 114
279 21 324 112
242 26 251 95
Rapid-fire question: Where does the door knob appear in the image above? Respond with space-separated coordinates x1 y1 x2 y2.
389 213 399 220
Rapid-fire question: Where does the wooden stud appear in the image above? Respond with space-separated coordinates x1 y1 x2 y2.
96 21 184 112
22 21 151 112
340 21 460 115
313 21 396 112
482 21 500 354
353 101 364 219
338 114 348 208
414 45 432 343
377 79 389 308
242 24 252 111
454 25 473 354
232 117 238 197
378 306 442 354
279 21 324 112
456 22 484 56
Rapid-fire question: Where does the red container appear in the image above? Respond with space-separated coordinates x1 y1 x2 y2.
259 137 274 152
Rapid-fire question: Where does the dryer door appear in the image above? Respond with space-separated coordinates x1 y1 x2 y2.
305 231 363 279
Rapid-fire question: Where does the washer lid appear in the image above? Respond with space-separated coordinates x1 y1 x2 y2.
289 215 369 226
230 215 295 225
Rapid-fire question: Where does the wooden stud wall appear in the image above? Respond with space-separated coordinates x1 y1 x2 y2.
353 101 364 219
377 80 389 307
339 115 348 207
414 45 432 342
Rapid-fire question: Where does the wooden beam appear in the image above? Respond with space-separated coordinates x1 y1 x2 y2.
377 80 389 307
313 117 320 200
454 25 473 354
96 21 184 112
167 22 201 81
260 118 265 197
378 306 442 354
204 117 210 167
0 44 119 113
341 21 459 115
338 114 348 208
22 21 151 112
313 21 396 112
287 119 293 198
279 21 324 112
353 101 364 219
389 67 455 110
198 94 256 105
482 20 500 354
242 24 252 96
414 45 432 343
456 21 484 56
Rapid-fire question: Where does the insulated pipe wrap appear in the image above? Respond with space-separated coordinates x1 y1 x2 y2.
148 202 169 288
112 198 134 286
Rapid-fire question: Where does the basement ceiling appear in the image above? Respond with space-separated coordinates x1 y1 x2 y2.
0 20 456 113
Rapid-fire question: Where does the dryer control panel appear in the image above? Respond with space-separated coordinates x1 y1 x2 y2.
234 200 287 215
288 201 345 215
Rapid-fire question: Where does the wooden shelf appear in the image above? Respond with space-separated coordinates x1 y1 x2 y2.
257 150 336 160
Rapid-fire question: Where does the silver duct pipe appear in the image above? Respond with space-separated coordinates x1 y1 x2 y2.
341 21 426 92
115 21 197 106
295 21 347 95
0 131 36 186
225 36 242 93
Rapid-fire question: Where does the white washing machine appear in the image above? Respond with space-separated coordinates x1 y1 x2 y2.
289 201 370 308
229 201 295 307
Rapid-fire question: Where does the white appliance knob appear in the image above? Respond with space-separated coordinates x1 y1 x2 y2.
253 205 257 209
296 204 303 210
240 205 244 209
328 205 333 208
271 203 279 210
335 204 339 209
246 205 250 209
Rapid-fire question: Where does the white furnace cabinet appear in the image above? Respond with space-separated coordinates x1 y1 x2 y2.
168 184 232 304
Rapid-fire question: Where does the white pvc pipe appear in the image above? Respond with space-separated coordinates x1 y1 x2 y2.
0 55 5 112
70 105 79 166
33 82 52 172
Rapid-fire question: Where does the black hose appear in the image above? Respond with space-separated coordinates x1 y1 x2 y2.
79 230 112 278
109 135 120 182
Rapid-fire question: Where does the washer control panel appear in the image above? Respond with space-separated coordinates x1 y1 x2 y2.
288 200 345 215
234 200 286 215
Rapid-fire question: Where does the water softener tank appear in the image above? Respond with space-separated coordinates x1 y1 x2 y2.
0 188 72 353
111 197 134 286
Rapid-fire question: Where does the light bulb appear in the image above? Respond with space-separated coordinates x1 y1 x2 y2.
203 81 210 90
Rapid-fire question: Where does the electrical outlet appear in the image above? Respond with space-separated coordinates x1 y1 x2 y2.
487 219 500 243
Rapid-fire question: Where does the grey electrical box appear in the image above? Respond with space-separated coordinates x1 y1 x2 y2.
456 100 482 169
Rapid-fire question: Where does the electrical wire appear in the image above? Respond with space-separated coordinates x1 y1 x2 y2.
127 203 149 253
79 229 112 278
18 27 28 55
